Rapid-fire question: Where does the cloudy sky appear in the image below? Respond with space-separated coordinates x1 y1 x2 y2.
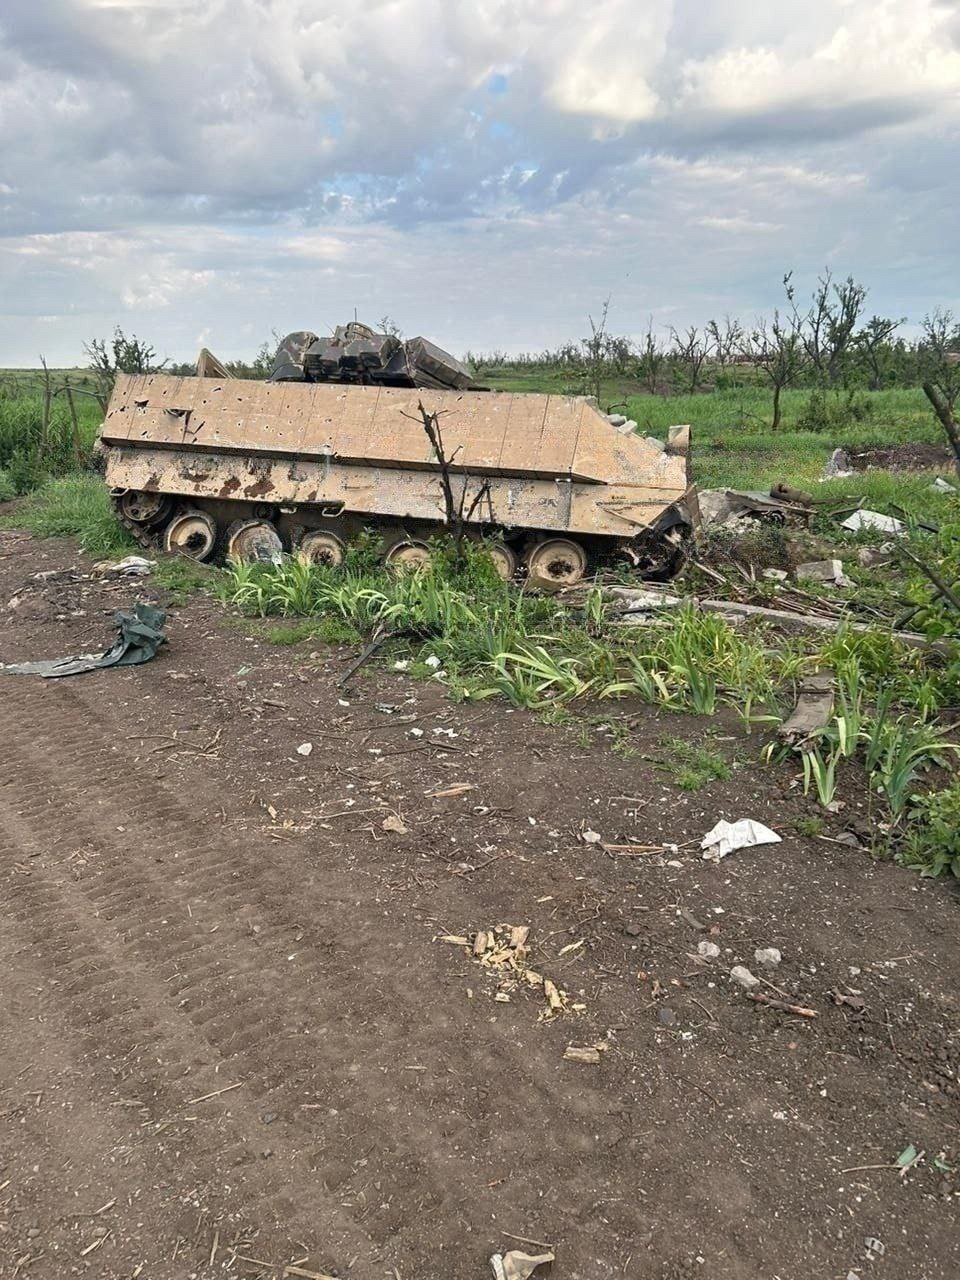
1 0 959 366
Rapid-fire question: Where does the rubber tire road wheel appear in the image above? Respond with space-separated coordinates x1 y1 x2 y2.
525 538 588 586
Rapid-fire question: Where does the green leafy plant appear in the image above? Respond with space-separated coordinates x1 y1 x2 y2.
899 782 960 878
801 743 841 808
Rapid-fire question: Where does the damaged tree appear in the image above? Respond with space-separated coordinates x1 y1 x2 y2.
919 308 960 476
743 305 804 431
403 399 492 552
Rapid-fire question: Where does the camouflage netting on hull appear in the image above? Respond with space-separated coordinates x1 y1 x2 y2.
270 322 472 391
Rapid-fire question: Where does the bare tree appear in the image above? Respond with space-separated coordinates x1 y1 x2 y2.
582 297 612 406
744 311 805 431
636 318 664 394
919 308 960 475
855 314 904 390
403 400 490 547
669 325 709 393
84 327 166 411
378 315 404 338
786 269 867 385
706 315 743 370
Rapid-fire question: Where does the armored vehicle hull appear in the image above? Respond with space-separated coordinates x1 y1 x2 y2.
100 372 696 582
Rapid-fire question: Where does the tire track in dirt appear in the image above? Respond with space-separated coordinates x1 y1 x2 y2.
0 687 442 1272
0 800 390 1274
0 916 208 1276
2 679 554 1267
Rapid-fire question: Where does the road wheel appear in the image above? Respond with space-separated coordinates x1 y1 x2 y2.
487 542 518 581
163 509 218 561
225 519 283 565
297 530 346 568
385 539 431 573
117 490 172 526
525 538 588 586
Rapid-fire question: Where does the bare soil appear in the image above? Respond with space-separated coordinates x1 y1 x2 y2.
1 527 958 1280
848 443 955 472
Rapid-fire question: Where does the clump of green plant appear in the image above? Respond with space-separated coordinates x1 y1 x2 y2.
3 474 133 557
658 735 732 791
152 554 218 605
252 616 361 646
794 815 825 838
797 387 873 433
898 782 960 878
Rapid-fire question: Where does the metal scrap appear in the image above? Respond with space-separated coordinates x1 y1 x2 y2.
0 603 167 679
778 674 835 747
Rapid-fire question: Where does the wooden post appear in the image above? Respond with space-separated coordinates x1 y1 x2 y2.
39 355 52 461
64 376 83 467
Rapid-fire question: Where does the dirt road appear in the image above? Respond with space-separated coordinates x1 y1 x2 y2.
0 527 958 1279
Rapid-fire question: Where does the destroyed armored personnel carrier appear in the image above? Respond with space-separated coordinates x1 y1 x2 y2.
99 322 697 583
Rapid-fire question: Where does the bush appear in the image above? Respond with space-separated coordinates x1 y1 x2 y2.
797 387 874 433
899 782 960 878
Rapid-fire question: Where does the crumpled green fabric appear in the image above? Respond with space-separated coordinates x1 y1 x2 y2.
0 603 167 678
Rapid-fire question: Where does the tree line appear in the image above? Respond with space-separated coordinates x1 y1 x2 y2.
466 269 960 436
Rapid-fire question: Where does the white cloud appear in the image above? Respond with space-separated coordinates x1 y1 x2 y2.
0 0 958 362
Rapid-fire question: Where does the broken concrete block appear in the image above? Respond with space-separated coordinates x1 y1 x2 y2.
857 546 893 569
841 510 904 536
823 447 853 478
795 558 845 586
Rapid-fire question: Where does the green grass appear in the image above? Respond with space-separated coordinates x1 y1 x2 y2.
657 734 732 791
623 387 943 491
152 555 220 605
3 474 135 558
248 616 362 645
0 390 102 486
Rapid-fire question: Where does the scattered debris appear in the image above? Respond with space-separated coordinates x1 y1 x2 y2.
754 948 782 969
0 603 167 679
857 545 894 568
296 742 313 757
864 1237 885 1261
440 925 577 1020
823 447 853 478
762 568 788 582
794 558 852 588
607 585 681 613
92 554 157 576
490 1248 555 1280
931 475 957 493
840 509 905 536
748 992 818 1018
563 1045 603 1064
730 965 760 990
896 1144 925 1177
381 814 408 835
829 990 866 1012
426 783 476 798
701 818 781 861
699 488 810 528
697 941 721 960
778 674 834 746
580 828 602 845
